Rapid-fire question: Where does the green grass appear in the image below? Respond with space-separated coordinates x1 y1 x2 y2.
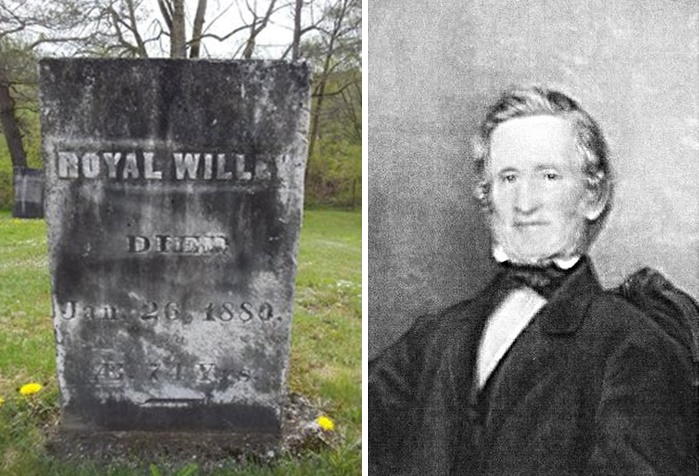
0 209 361 475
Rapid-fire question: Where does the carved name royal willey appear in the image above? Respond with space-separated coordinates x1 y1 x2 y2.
56 150 278 181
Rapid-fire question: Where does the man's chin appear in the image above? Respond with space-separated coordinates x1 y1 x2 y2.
499 244 580 267
493 225 586 267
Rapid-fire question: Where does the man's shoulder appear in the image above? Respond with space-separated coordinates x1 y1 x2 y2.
413 298 479 330
371 295 488 365
589 290 646 320
549 258 663 338
402 294 490 340
584 288 690 356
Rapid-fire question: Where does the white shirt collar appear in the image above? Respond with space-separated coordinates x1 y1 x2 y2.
492 244 580 270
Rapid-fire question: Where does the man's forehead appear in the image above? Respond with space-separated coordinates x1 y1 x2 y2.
489 115 577 166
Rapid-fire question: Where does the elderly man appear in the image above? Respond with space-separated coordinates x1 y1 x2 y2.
369 86 696 475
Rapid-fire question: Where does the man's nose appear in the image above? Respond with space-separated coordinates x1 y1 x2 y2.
514 177 541 215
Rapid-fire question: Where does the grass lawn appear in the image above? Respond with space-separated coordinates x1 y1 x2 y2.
0 208 361 475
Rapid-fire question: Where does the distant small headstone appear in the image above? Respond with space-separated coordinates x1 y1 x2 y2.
40 58 310 450
12 166 44 218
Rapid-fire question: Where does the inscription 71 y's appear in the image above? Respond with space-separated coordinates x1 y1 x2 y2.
93 361 252 385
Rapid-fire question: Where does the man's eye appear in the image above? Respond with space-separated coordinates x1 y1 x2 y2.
501 174 517 183
544 172 560 181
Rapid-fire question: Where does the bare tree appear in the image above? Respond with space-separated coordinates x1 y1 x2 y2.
152 0 285 60
0 0 113 168
304 0 361 173
157 0 186 57
283 0 326 61
170 0 186 57
0 60 28 167
240 0 278 59
102 0 150 57
291 0 303 60
189 0 208 58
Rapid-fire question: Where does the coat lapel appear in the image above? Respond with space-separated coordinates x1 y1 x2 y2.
478 258 602 449
418 276 511 473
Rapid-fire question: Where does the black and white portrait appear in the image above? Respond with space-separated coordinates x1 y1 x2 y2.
368 1 699 474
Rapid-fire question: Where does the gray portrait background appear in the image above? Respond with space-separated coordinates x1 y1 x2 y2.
369 0 699 358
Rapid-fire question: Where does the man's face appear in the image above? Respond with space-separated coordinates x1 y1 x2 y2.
488 115 595 265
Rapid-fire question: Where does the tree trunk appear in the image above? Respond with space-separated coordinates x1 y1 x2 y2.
352 178 357 210
189 0 208 58
0 81 26 168
170 0 186 58
291 0 303 60
306 79 326 179
242 26 256 59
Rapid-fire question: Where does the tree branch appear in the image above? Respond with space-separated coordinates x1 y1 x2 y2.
157 0 173 31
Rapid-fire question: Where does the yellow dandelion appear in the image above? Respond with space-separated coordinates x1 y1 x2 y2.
19 382 43 396
0 396 4 408
316 415 335 431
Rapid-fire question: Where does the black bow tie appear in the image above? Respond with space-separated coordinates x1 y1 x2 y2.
499 261 577 298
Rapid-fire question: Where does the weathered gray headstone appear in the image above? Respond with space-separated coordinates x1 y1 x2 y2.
40 58 310 449
12 166 45 218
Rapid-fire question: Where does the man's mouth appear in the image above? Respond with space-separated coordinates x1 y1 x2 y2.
514 221 548 228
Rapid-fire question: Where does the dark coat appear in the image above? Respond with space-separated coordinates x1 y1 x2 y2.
369 258 697 475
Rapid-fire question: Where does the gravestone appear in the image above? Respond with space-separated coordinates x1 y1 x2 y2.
12 166 44 218
40 58 310 450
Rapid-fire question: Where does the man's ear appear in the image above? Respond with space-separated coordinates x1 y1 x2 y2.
582 185 608 221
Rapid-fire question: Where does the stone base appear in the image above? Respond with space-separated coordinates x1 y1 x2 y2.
46 429 278 468
45 392 328 471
